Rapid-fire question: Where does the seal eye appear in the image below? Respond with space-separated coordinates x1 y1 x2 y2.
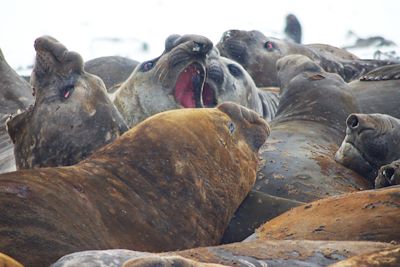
61 85 74 99
227 121 236 134
264 41 275 51
140 61 154 72
227 64 243 78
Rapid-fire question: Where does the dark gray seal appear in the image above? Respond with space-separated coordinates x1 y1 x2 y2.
6 36 128 169
205 48 279 121
349 64 400 119
375 159 400 188
284 13 302 44
0 48 34 174
114 34 213 127
255 54 372 203
85 56 139 94
335 113 400 182
216 30 396 87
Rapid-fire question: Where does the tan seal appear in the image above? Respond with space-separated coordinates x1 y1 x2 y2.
0 102 269 266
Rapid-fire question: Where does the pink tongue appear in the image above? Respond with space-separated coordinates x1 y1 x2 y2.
175 65 198 108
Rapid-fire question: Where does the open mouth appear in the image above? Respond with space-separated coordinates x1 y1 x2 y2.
174 63 216 108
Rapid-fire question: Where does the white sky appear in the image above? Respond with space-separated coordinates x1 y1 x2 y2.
1 0 399 71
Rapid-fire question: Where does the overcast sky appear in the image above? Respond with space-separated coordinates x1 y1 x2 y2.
2 0 399 71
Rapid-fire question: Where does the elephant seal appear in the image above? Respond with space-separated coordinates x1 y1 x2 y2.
51 240 395 267
255 54 371 203
335 113 400 182
205 48 279 121
0 252 23 267
84 56 139 94
6 36 128 169
254 186 400 243
284 13 302 44
375 159 400 188
0 48 34 174
329 246 400 267
216 30 395 87
114 34 213 127
0 103 270 267
349 64 400 119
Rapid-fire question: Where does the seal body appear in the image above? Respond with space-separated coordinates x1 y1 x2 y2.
0 103 269 267
0 49 34 173
205 48 279 121
84 56 139 94
217 30 396 87
51 240 395 267
349 64 400 119
114 34 213 127
254 186 400 243
335 113 400 182
6 36 128 169
255 55 371 203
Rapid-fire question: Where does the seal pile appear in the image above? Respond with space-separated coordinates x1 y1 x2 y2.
0 28 399 267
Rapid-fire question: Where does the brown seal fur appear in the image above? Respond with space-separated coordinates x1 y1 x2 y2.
335 113 400 182
0 252 23 267
52 240 395 267
114 34 213 127
6 36 128 169
0 48 34 173
349 64 400 119
255 54 371 203
328 246 400 267
216 30 395 87
254 186 400 243
375 159 400 188
0 102 269 267
84 56 139 94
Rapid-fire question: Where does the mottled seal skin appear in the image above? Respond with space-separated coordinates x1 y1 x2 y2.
335 113 400 182
205 48 279 121
0 103 269 267
84 56 139 94
375 159 400 188
6 36 128 169
328 246 400 267
114 34 213 127
216 30 395 87
349 64 400 119
255 55 371 202
123 256 227 267
50 240 395 267
254 186 400 243
0 49 34 174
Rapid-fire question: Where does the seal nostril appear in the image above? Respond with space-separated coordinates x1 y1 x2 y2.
346 114 359 129
383 167 395 180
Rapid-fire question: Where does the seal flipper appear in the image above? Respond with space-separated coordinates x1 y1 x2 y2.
6 106 34 144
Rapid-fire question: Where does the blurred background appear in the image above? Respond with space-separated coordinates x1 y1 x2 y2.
2 0 399 75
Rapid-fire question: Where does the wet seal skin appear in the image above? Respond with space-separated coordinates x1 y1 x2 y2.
51 240 396 267
254 186 400 243
6 36 128 169
84 56 139 94
114 34 213 127
217 30 396 87
335 113 400 182
0 103 269 267
328 246 400 267
0 48 34 174
349 64 400 119
375 159 400 188
255 54 371 203
204 48 279 121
